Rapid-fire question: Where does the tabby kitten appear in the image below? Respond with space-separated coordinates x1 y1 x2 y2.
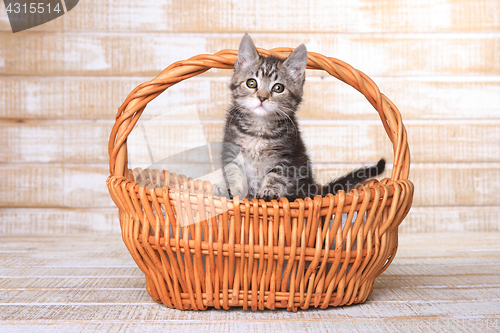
213 34 385 201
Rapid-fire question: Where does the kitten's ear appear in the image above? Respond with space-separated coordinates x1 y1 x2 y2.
283 44 308 82
235 34 260 72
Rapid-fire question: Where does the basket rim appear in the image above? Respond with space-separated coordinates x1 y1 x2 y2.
108 47 411 182
106 167 414 237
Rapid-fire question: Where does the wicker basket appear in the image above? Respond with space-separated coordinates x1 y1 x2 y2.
106 47 414 311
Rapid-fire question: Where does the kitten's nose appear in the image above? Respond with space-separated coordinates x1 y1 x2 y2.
258 95 268 103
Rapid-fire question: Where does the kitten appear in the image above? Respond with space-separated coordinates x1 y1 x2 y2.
213 34 385 201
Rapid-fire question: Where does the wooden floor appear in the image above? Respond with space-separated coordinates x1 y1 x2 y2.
1 232 499 333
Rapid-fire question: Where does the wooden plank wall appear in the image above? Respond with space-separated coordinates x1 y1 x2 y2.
0 0 499 234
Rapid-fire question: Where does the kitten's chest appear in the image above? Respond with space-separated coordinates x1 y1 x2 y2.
238 136 279 185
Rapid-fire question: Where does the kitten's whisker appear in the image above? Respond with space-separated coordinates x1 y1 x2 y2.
276 108 297 134
227 106 243 128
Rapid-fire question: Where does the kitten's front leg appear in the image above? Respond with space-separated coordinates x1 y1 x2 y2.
212 143 248 199
213 161 248 199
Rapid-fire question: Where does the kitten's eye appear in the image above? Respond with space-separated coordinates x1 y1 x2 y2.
272 83 285 93
246 79 257 88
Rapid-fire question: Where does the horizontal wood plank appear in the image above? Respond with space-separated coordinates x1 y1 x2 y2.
2 204 500 235
2 301 499 321
1 33 498 76
0 277 143 289
1 163 500 207
0 266 141 277
399 206 500 233
2 274 498 290
2 119 500 163
0 208 119 234
0 119 487 164
8 255 492 268
0 0 498 33
2 260 499 278
1 76 499 120
0 293 499 324
0 76 140 120
0 164 113 208
2 320 498 333
315 163 500 207
0 289 154 304
3 286 500 305
1 233 499 259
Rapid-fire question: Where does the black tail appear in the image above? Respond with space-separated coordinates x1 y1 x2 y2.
321 158 386 196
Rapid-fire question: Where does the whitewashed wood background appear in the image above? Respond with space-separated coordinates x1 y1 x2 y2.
1 0 499 234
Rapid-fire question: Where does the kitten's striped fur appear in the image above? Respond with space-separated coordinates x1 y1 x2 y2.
213 34 385 201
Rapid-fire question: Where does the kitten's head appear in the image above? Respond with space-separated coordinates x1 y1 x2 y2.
230 34 308 120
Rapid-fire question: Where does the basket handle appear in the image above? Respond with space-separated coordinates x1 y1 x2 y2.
109 48 410 181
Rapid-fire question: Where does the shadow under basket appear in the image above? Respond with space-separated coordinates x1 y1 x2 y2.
106 47 414 311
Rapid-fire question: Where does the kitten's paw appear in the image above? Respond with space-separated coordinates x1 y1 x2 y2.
212 183 247 199
212 184 230 198
230 186 247 199
257 187 282 201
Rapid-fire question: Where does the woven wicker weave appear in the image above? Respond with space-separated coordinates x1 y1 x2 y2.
106 47 414 311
